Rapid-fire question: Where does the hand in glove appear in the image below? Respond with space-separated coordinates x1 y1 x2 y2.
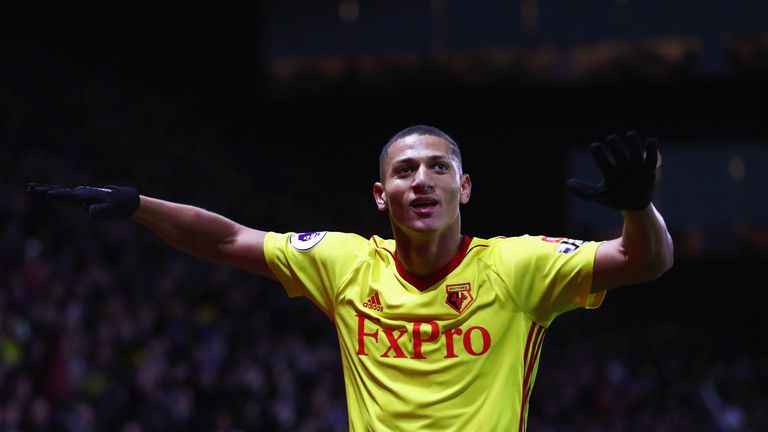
566 131 659 211
28 183 140 218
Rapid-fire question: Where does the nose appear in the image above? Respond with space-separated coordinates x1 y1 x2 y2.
412 166 435 193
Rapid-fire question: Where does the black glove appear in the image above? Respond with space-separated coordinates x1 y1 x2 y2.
566 131 659 211
27 183 140 218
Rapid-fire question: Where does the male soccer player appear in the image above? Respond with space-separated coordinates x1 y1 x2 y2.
28 125 673 431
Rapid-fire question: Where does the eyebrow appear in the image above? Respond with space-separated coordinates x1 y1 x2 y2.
391 155 451 166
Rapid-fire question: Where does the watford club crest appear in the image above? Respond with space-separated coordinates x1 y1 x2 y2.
445 283 475 314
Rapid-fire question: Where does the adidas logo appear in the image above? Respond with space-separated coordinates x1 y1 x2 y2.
362 292 383 312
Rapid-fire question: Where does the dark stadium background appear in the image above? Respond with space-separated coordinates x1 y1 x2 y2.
2 1 767 431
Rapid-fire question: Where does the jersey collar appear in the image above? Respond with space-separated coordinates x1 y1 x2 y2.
394 235 472 291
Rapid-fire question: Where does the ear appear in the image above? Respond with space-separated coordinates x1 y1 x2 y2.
459 173 472 204
373 182 388 211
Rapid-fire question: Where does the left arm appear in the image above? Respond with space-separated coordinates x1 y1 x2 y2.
592 204 673 292
565 130 673 293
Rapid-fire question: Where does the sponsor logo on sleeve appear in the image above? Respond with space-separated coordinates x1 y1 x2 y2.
540 236 564 243
289 231 328 251
540 236 584 254
556 238 584 254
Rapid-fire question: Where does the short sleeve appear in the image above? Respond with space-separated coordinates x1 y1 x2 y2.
490 235 605 326
264 231 369 318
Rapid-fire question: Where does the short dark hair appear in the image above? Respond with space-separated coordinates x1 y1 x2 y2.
379 125 463 179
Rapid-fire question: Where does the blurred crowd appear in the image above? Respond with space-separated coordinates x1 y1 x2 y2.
2 45 766 432
2 45 352 432
528 307 766 432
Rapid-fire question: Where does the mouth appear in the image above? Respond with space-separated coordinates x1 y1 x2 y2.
410 198 439 214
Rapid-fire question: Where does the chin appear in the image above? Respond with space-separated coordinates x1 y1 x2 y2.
391 213 455 237
404 221 444 235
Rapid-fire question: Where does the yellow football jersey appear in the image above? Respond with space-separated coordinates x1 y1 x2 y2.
264 231 605 432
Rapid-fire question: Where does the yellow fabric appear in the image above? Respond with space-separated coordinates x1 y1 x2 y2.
265 231 604 432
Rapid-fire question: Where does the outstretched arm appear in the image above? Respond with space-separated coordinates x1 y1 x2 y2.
27 183 274 278
591 204 673 292
131 196 273 278
566 131 674 292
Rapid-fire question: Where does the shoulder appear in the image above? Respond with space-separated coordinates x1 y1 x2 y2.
268 231 370 253
475 234 598 262
472 234 542 251
265 231 378 279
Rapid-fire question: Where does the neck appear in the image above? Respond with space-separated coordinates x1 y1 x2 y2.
393 228 464 279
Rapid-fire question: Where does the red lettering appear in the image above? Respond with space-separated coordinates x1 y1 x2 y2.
356 314 379 356
411 321 440 359
381 329 408 358
443 328 463 358
463 326 491 356
355 315 492 360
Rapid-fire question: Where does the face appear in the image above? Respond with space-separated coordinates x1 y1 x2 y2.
373 134 471 237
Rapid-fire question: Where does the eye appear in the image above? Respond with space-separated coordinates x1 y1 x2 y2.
395 165 413 175
435 161 449 171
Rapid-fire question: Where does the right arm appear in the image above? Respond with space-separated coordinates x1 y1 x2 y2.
27 183 275 278
131 196 275 279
